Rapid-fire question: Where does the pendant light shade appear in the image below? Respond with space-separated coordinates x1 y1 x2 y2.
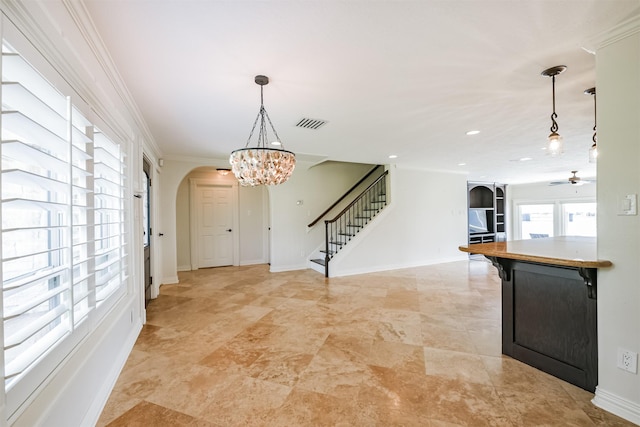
585 87 598 163
229 75 296 186
541 65 567 157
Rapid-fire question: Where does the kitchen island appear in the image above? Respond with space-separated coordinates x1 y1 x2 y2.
459 236 612 392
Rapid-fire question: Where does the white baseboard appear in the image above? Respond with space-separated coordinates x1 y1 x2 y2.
162 275 179 284
83 321 141 426
11 301 142 427
269 263 307 273
177 265 191 272
330 255 468 278
593 386 640 425
240 259 267 266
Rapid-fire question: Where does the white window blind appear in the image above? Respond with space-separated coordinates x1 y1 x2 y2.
1 39 129 403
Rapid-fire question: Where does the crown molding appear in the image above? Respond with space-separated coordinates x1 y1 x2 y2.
586 14 640 52
0 0 162 160
60 0 162 160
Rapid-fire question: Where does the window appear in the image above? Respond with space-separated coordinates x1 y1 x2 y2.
1 41 129 413
514 201 597 239
562 202 597 237
518 204 554 239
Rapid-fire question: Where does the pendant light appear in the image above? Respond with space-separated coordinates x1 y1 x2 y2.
229 75 296 186
585 87 597 163
541 65 567 156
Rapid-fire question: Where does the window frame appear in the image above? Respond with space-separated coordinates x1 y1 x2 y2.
512 197 597 240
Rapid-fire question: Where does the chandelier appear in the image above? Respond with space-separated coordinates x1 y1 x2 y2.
585 87 597 163
229 75 296 186
541 65 567 156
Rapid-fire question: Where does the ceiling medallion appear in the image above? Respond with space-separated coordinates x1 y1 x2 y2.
229 75 296 186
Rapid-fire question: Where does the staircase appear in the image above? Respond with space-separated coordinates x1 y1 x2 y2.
311 170 388 277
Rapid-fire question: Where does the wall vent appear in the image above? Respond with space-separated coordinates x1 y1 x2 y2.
295 118 327 130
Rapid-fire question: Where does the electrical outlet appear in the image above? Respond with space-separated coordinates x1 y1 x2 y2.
617 348 638 374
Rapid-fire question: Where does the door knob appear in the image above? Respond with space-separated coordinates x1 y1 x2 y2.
226 229 232 232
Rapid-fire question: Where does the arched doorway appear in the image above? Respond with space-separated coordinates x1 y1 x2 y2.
174 167 269 272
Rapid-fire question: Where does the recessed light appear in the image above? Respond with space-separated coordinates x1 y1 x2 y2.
520 157 532 162
458 162 467 166
388 155 398 159
270 141 281 146
466 130 480 136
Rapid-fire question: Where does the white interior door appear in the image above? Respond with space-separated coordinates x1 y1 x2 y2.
197 185 233 268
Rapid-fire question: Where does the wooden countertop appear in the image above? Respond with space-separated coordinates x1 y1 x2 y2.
459 236 612 268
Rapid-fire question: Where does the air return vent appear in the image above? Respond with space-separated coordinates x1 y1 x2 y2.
295 118 327 130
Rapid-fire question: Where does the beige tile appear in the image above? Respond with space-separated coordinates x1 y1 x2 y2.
99 261 624 426
195 376 291 425
421 323 478 353
103 400 216 427
295 350 372 399
248 349 314 387
424 347 493 386
366 339 425 374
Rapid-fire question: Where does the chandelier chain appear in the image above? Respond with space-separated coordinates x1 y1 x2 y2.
244 84 284 149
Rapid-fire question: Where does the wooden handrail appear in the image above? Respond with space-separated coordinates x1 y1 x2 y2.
307 164 383 227
326 170 388 223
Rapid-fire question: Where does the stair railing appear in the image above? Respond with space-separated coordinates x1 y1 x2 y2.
308 164 383 228
323 170 388 277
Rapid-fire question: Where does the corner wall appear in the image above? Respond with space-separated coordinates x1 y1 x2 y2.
329 166 468 276
592 22 640 424
264 160 374 272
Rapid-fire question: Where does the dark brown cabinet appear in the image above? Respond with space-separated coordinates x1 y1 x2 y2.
468 182 506 246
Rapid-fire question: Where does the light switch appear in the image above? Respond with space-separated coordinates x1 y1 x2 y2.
618 194 637 216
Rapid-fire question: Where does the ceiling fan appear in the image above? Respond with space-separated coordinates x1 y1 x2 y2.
549 171 595 186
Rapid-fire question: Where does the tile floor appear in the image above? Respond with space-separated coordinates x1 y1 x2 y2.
98 260 633 426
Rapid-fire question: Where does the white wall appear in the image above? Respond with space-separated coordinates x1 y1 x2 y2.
268 161 376 272
160 158 374 278
591 21 640 424
239 185 268 265
176 177 191 270
329 166 469 276
159 158 229 283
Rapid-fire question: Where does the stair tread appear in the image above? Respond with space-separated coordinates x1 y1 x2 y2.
319 249 335 255
311 258 326 266
346 224 363 228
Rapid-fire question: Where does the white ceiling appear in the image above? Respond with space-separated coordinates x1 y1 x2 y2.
83 0 640 184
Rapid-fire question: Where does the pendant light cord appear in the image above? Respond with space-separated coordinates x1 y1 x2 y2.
550 75 559 134
592 92 597 144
